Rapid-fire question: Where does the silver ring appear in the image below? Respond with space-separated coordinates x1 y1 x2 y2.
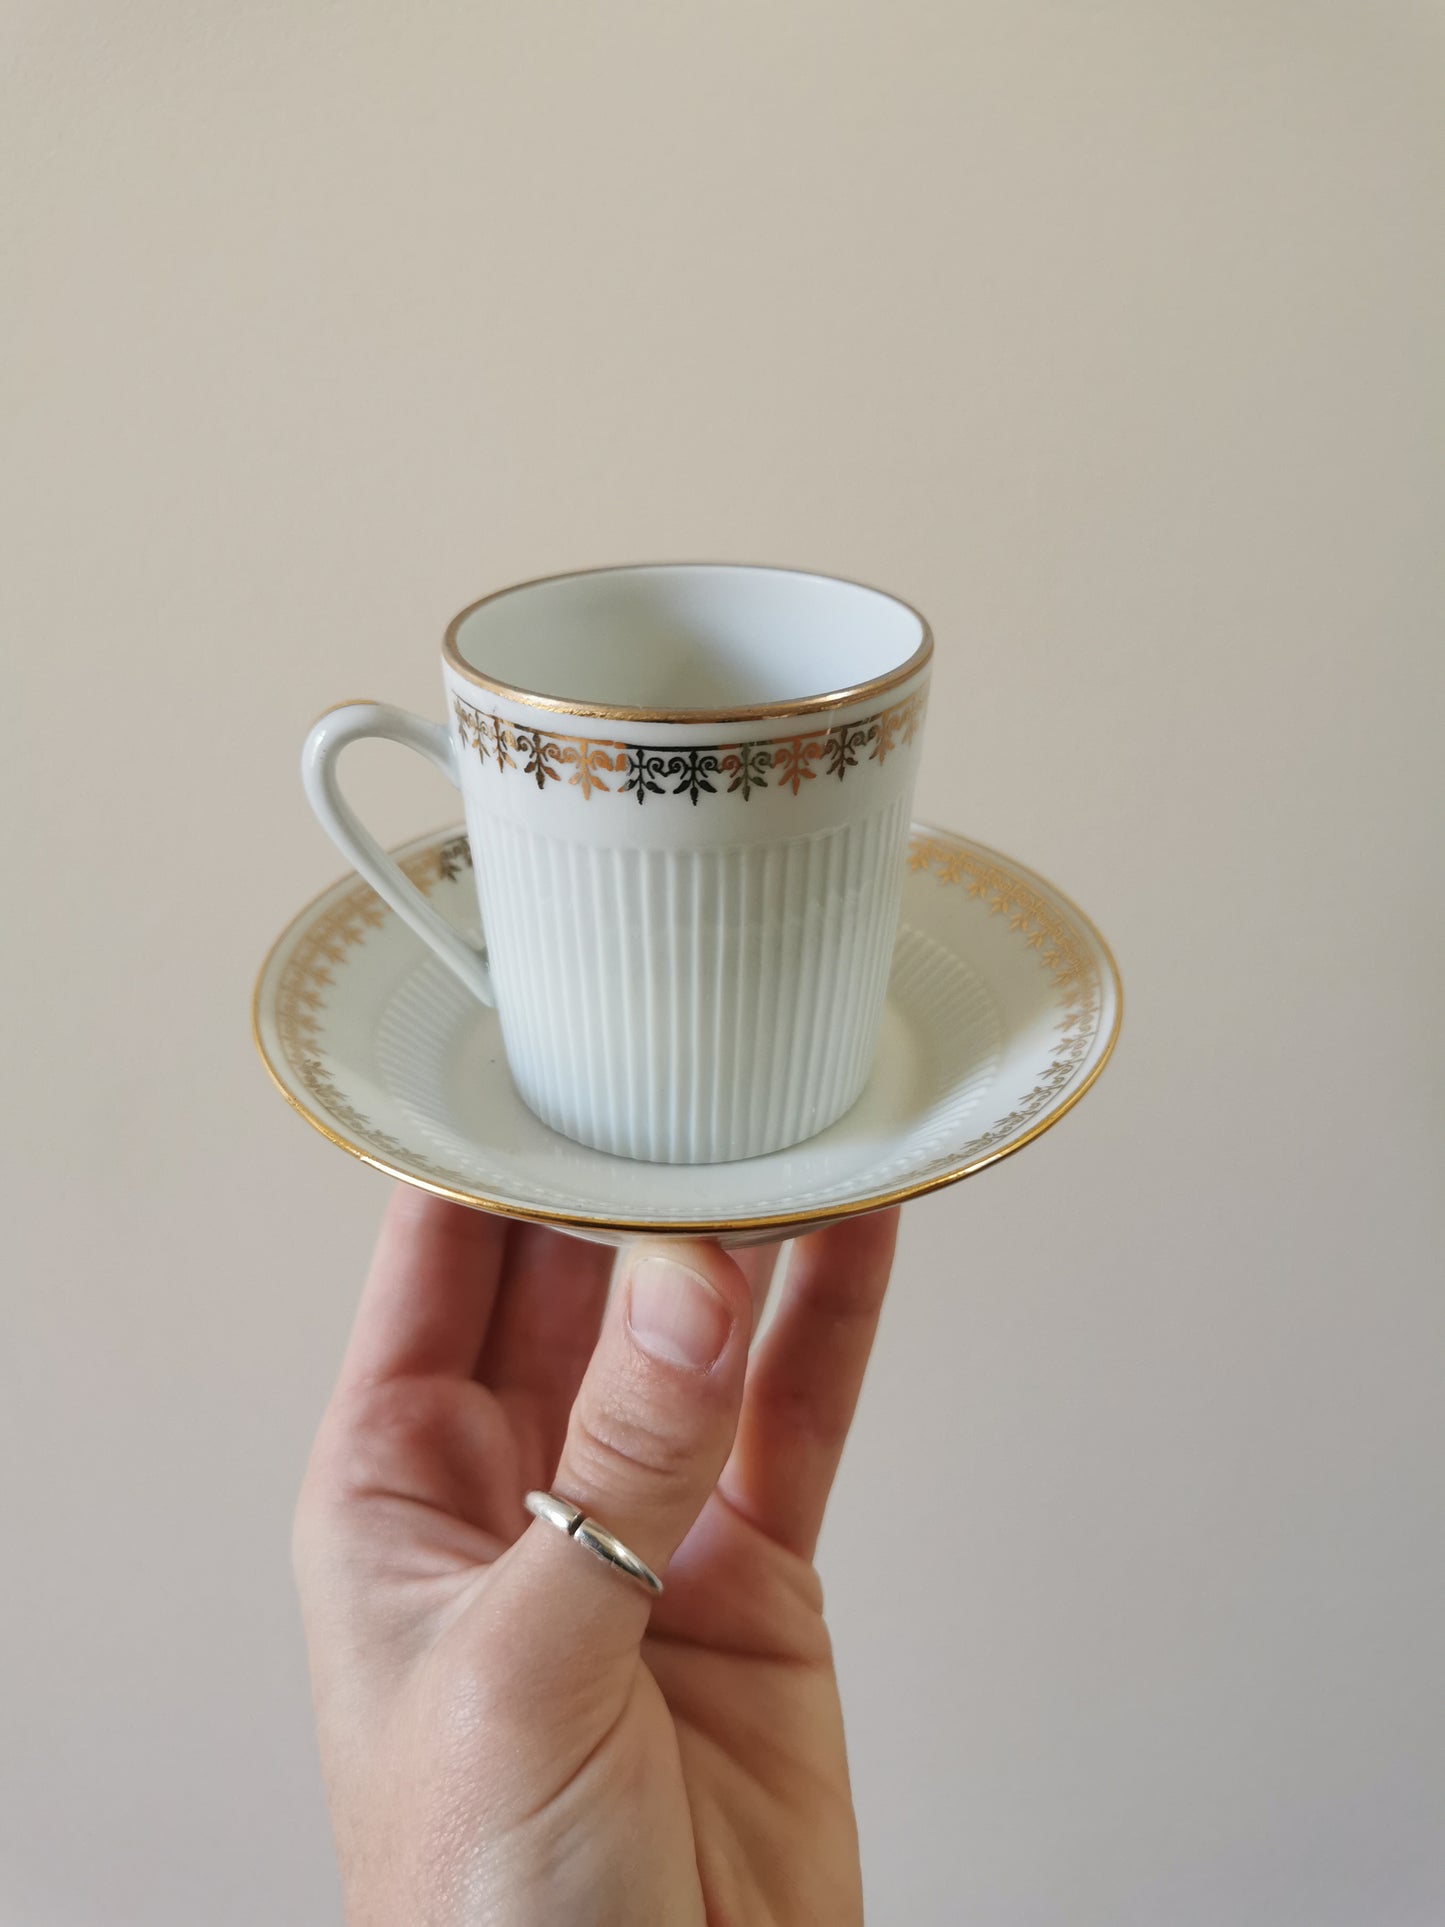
524 1490 664 1596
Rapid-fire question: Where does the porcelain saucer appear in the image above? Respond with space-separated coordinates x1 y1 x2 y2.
253 823 1121 1247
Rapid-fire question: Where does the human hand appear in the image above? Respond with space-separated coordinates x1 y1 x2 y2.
294 1186 899 1925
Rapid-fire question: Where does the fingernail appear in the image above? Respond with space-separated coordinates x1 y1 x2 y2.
627 1256 732 1372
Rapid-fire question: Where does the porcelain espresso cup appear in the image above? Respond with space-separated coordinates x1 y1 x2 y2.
302 563 932 1164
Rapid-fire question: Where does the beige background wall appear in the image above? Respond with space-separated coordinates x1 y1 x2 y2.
4 4 1441 1923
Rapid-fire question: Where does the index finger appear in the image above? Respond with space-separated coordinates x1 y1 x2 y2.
336 1186 510 1391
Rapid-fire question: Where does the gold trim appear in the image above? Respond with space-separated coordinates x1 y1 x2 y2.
451 685 929 801
440 561 934 724
904 839 1101 1159
267 839 473 1178
307 697 382 728
252 823 1122 1237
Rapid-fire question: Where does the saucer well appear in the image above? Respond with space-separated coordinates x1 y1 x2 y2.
253 823 1121 1246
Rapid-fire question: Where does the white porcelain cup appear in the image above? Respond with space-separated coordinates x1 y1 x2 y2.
302 563 932 1164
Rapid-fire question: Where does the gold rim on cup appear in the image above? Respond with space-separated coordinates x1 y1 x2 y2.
441 560 935 725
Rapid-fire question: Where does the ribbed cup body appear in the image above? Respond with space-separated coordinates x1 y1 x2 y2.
446 666 928 1163
473 798 910 1161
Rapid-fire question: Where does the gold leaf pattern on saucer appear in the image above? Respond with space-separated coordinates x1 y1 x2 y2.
905 837 1103 1161
267 829 1106 1210
274 836 483 1192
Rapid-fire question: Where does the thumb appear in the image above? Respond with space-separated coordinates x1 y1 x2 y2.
505 1239 753 1644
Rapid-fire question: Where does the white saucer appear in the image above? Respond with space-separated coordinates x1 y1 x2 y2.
253 823 1121 1246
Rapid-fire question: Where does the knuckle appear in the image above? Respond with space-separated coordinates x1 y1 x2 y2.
310 1378 438 1492
753 1380 850 1454
798 1270 888 1327
567 1401 697 1499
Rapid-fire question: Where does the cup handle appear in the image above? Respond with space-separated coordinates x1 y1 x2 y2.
301 701 494 1006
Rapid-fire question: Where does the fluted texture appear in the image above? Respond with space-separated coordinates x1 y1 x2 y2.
373 919 1005 1216
468 796 912 1161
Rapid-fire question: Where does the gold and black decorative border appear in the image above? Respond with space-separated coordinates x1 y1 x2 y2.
451 687 928 803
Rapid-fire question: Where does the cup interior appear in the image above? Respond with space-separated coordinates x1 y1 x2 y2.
446 564 928 715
